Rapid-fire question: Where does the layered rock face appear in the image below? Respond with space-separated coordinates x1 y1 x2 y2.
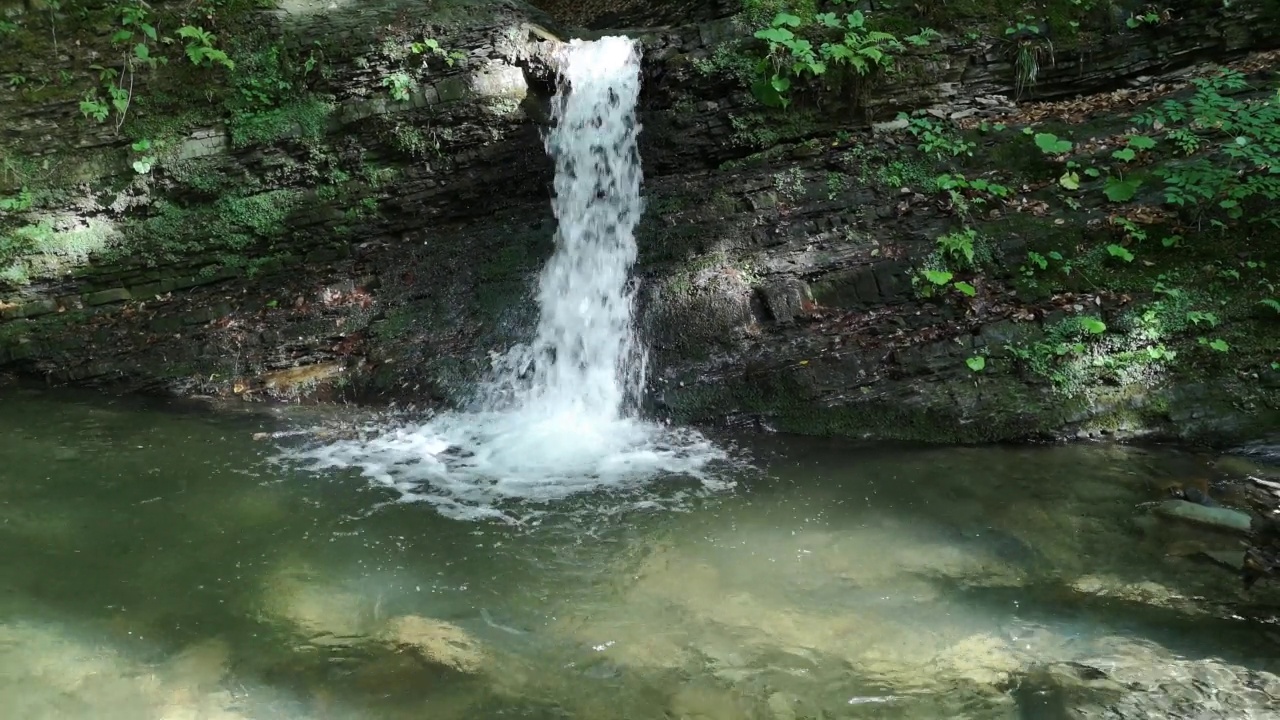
1 0 1278 443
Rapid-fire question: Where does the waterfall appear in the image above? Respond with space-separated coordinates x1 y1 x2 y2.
287 37 729 523
481 36 648 423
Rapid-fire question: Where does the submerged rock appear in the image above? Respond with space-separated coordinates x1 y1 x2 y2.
1153 499 1253 534
1030 636 1280 719
381 615 486 674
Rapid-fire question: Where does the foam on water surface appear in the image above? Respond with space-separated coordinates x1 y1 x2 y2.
284 36 732 521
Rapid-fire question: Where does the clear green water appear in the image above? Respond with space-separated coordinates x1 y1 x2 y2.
2 386 1279 719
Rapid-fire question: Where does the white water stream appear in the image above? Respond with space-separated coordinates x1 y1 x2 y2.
289 37 730 521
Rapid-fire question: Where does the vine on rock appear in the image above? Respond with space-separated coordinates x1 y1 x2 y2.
77 1 235 132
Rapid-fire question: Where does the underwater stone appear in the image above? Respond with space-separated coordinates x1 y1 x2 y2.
1153 499 1253 535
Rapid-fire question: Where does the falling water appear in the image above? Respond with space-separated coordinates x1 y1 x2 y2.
288 37 730 522
482 35 649 422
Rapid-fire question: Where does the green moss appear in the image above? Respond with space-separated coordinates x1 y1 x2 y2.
664 351 1276 445
728 110 820 149
228 96 333 148
0 217 118 287
166 157 254 195
371 300 438 342
838 142 939 191
477 240 545 281
691 41 758 84
740 0 817 26
116 188 304 268
379 120 445 158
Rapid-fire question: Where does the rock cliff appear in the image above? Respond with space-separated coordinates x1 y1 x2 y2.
1 0 1278 444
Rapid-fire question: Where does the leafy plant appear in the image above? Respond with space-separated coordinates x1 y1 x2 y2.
74 5 232 133
0 188 34 213
904 28 941 46
176 26 235 70
915 268 976 298
383 72 414 102
751 2 927 108
899 115 975 159
1103 176 1141 202
1126 11 1162 28
922 269 952 285
410 37 465 67
1021 249 1064 277
1002 18 1053 99
966 356 987 372
129 138 158 174
935 173 1009 219
938 227 978 266
1071 316 1107 335
1186 310 1219 327
1133 69 1280 227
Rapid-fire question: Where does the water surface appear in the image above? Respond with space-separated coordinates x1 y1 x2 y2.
1 387 1278 719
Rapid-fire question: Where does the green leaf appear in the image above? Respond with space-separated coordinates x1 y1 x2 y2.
110 29 132 44
1033 132 1073 154
954 281 977 296
1111 148 1136 162
770 75 791 92
922 269 953 285
1084 167 1101 178
755 27 794 43
140 23 157 41
858 46 884 63
134 43 149 60
1127 135 1156 150
1080 317 1107 334
773 12 803 27
750 78 786 108
966 356 986 372
1103 177 1142 202
1106 244 1135 262
1058 171 1080 190
1208 338 1230 352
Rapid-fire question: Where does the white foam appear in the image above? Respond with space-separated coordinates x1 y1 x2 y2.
284 37 733 520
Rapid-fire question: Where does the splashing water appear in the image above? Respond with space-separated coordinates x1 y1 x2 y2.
286 37 732 522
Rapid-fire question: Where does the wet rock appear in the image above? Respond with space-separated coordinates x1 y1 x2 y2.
757 279 812 326
668 684 756 720
0 620 256 720
1069 574 1206 614
381 615 486 674
234 361 346 398
1061 637 1280 719
1215 454 1280 480
766 692 799 720
932 633 1022 688
1012 661 1127 719
259 568 376 638
161 639 231 694
1153 499 1253 534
